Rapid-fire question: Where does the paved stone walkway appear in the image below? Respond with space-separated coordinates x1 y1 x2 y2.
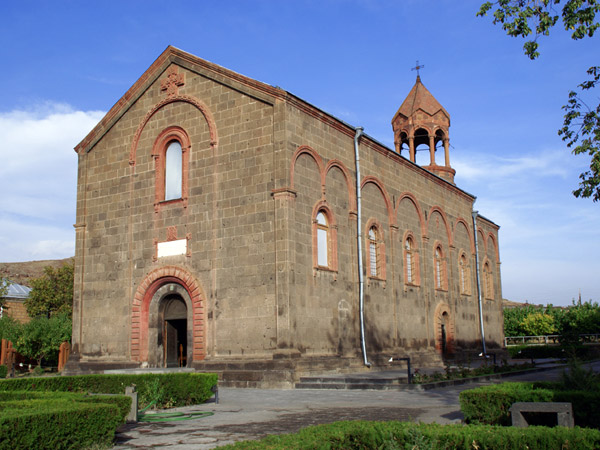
112 362 598 449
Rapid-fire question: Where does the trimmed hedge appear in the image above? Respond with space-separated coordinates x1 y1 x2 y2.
508 344 600 360
0 372 218 409
0 365 6 379
459 382 600 428
217 421 600 450
0 391 131 450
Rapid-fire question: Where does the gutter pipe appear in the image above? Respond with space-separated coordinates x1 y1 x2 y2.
472 210 487 356
354 127 371 367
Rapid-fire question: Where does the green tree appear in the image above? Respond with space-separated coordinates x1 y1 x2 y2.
25 262 74 318
13 313 71 368
0 315 21 343
478 1 600 201
504 304 538 336
0 278 9 310
520 312 557 335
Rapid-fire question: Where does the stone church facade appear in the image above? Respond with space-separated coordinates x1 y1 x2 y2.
66 46 503 384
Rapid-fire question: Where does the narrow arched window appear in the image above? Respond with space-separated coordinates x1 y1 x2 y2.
165 140 182 201
405 237 414 284
316 212 329 267
152 126 190 212
434 245 447 291
459 253 470 295
368 227 378 277
435 248 442 289
483 261 494 299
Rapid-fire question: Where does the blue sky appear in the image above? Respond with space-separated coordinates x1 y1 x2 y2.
0 1 598 306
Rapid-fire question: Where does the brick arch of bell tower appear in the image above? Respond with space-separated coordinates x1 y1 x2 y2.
131 266 206 364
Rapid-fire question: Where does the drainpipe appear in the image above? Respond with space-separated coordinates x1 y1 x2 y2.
472 210 487 356
354 127 371 367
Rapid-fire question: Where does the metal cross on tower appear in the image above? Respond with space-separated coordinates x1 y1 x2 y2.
411 60 425 77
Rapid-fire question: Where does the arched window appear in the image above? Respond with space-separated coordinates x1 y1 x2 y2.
316 211 329 267
165 141 182 201
365 222 385 280
403 233 419 286
434 244 447 291
312 205 338 272
483 261 494 299
368 227 378 277
152 126 190 212
459 252 471 295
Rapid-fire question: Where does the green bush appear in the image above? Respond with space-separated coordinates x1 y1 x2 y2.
508 344 600 360
0 372 217 409
218 421 600 449
460 381 600 428
0 390 131 422
0 392 131 450
459 382 553 425
0 365 6 379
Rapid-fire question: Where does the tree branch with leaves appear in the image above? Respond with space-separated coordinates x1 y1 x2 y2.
478 0 600 200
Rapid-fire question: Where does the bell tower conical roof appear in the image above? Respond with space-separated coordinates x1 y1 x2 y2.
392 76 455 184
393 75 449 122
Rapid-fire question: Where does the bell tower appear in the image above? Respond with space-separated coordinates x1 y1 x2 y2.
392 72 456 184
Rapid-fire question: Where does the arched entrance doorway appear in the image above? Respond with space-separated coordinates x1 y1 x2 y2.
161 295 187 367
131 266 207 365
145 282 194 368
434 302 454 355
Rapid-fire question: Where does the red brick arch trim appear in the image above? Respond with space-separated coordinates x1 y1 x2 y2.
396 192 427 239
360 176 396 227
325 159 357 211
433 302 455 353
454 217 475 255
290 145 325 192
129 95 218 165
131 266 206 362
427 206 453 247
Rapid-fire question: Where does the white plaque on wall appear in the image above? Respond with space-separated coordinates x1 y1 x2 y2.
157 239 187 258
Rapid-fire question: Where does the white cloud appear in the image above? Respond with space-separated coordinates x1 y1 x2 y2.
0 103 104 262
452 147 600 306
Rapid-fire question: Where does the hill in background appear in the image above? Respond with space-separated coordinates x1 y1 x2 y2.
0 258 74 287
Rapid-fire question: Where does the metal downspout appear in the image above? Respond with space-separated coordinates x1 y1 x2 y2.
354 127 371 367
472 210 487 355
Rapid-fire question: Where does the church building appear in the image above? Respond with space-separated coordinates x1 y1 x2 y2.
66 46 504 385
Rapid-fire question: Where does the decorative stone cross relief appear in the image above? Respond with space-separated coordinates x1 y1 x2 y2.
166 226 178 242
161 66 185 97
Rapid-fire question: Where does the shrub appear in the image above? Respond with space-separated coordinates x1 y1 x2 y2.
0 391 130 450
460 382 553 425
460 381 600 428
0 365 6 379
508 344 600 360
217 421 600 449
0 372 217 409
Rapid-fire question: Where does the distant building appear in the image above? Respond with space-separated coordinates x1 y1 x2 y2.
1 282 31 323
67 47 504 385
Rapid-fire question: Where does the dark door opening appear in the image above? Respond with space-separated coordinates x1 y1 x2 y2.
164 318 187 367
162 295 188 368
441 324 447 354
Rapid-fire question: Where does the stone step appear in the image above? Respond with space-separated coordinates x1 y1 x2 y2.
298 376 407 385
295 382 411 390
